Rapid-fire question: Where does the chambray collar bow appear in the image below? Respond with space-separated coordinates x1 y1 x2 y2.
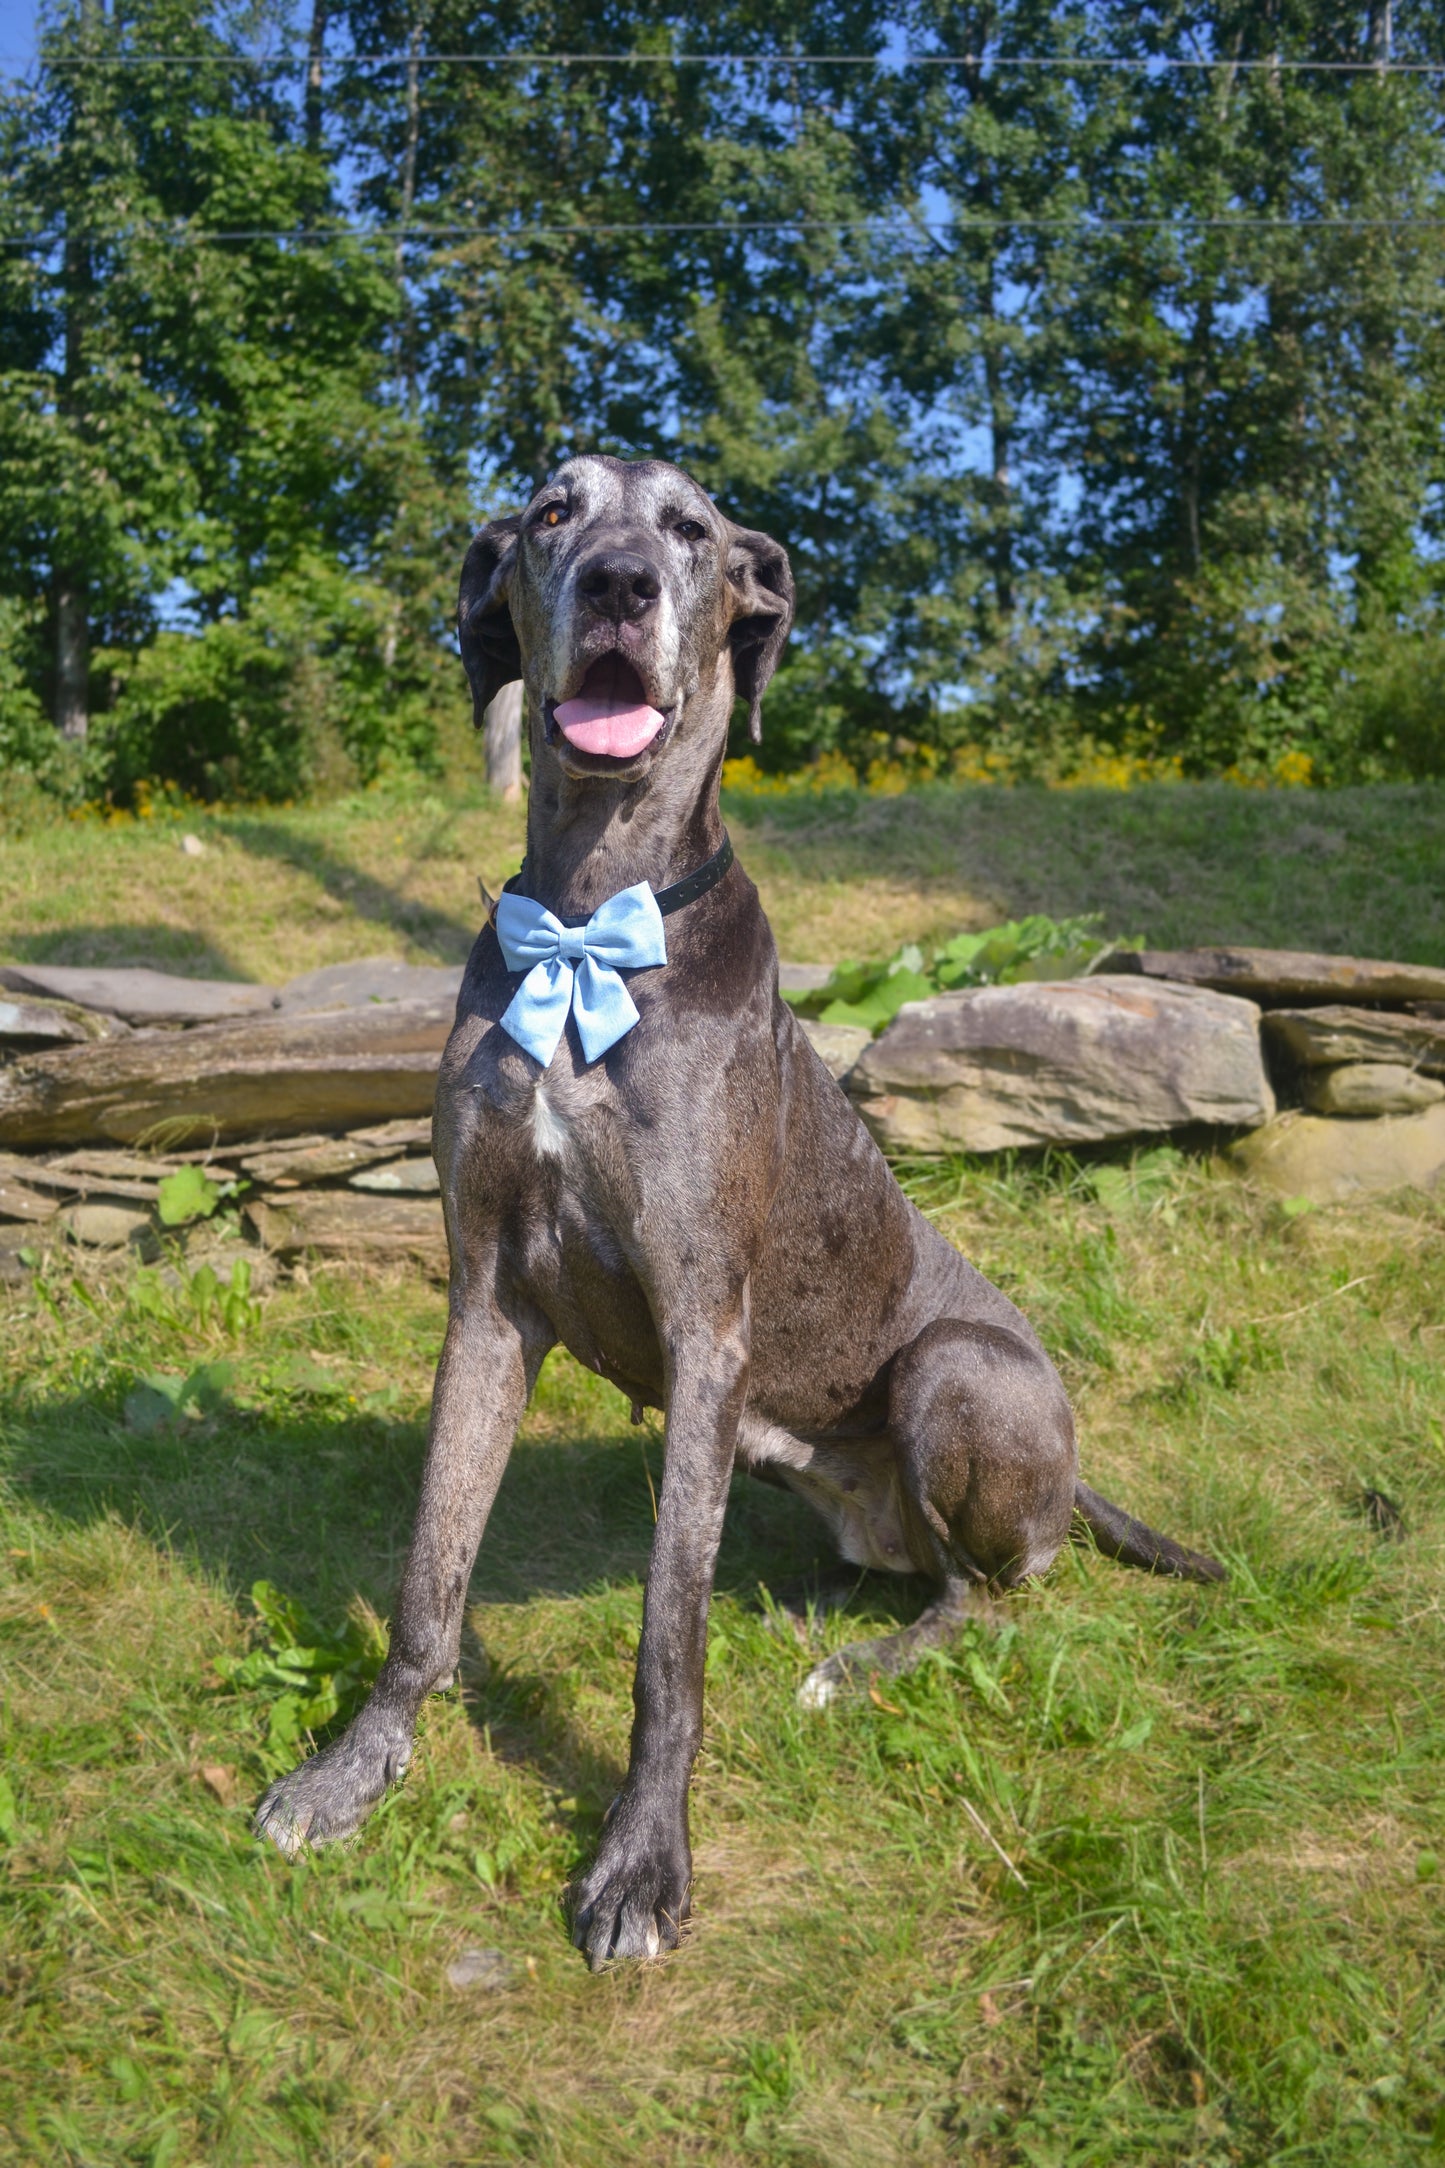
492 832 733 1069
495 884 666 1066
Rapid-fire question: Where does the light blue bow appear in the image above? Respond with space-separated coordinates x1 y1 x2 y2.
495 882 668 1067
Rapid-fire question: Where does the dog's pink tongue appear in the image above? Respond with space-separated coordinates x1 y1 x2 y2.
554 695 664 758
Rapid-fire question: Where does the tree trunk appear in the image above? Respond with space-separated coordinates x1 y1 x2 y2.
396 14 424 412
53 581 88 741
1178 295 1214 577
53 1 98 745
55 230 89 742
305 0 328 160
483 681 524 800
980 260 1015 621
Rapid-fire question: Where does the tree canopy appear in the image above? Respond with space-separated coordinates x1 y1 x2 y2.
3 0 1444 798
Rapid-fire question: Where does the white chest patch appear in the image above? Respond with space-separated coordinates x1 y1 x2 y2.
531 1083 574 1161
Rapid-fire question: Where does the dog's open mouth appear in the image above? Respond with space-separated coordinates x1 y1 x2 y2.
552 657 668 761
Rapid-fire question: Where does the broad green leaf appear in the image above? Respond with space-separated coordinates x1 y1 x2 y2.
156 1165 223 1227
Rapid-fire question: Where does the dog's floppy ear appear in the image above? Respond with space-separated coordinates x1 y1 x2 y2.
457 517 523 726
725 524 795 743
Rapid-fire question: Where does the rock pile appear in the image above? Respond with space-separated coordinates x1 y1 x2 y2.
816 944 1445 1205
0 957 458 1276
2 940 1443 1278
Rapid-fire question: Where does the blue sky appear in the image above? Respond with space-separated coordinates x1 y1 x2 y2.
0 0 35 71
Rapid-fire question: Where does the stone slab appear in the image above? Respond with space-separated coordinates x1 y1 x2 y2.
1229 1103 1445 1202
61 1200 155 1250
0 1151 161 1204
0 1170 61 1221
1302 1063 1445 1117
0 1000 451 1149
1097 945 1445 1007
348 1118 433 1152
1263 1007 1445 1075
778 962 835 995
0 963 273 1026
850 976 1274 1155
798 1019 871 1082
276 956 464 1014
0 995 127 1051
350 1158 440 1193
240 1134 404 1186
245 1188 446 1264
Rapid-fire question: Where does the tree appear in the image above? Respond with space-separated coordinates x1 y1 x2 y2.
0 0 446 795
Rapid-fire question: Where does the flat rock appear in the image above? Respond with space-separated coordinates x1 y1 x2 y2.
348 1118 433 1151
799 1019 871 1081
778 962 834 995
276 956 464 1014
240 1117 436 1186
350 1158 440 1193
62 1200 154 1250
240 1134 402 1186
0 1151 161 1204
850 977 1273 1154
0 995 128 1051
245 1188 446 1264
1097 945 1445 1007
1263 1007 1445 1075
1230 1104 1445 1202
44 1147 187 1180
1302 1063 1445 1117
0 1169 60 1222
0 1001 452 1149
0 964 273 1027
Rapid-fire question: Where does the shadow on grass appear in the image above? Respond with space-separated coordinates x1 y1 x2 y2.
2 1377 942 1825
1 1383 866 1620
3 923 252 978
220 817 479 962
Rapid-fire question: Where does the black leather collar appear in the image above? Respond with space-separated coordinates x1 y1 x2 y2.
653 831 734 918
496 831 734 929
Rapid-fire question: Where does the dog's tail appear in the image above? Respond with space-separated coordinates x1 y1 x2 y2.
1073 1479 1226 1584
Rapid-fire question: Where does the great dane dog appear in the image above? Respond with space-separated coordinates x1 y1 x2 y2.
255 455 1224 1967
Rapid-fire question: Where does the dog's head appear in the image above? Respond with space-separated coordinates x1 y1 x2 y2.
456 455 794 781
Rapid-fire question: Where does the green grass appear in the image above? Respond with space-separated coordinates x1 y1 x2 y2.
1 779 1443 2164
2 1159 1442 2166
1 775 1442 980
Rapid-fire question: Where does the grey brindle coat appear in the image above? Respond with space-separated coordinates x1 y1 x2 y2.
255 456 1223 1968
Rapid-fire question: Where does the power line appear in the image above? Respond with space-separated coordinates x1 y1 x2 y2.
3 49 1443 74
6 212 1444 253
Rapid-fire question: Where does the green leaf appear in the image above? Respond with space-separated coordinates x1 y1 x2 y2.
156 1165 223 1227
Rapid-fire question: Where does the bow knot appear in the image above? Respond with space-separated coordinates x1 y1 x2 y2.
495 882 667 1067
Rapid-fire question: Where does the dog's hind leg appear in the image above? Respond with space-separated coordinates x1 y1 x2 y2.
797 1318 1076 1708
254 1289 550 1858
796 1574 984 1707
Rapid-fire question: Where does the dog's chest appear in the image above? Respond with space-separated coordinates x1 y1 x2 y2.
526 1078 578 1163
474 1054 661 1380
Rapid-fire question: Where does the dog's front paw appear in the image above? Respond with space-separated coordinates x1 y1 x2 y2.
568 1822 691 1972
253 1724 412 1859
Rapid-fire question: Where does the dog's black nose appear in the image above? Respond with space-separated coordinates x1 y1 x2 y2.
576 549 661 621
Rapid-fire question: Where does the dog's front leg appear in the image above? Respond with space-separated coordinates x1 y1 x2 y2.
570 1309 749 1969
254 1290 547 1857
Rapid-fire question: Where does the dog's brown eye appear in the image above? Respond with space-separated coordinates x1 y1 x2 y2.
543 507 564 527
676 519 706 542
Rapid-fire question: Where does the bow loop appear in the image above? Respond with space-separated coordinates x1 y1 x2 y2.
494 882 667 1067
